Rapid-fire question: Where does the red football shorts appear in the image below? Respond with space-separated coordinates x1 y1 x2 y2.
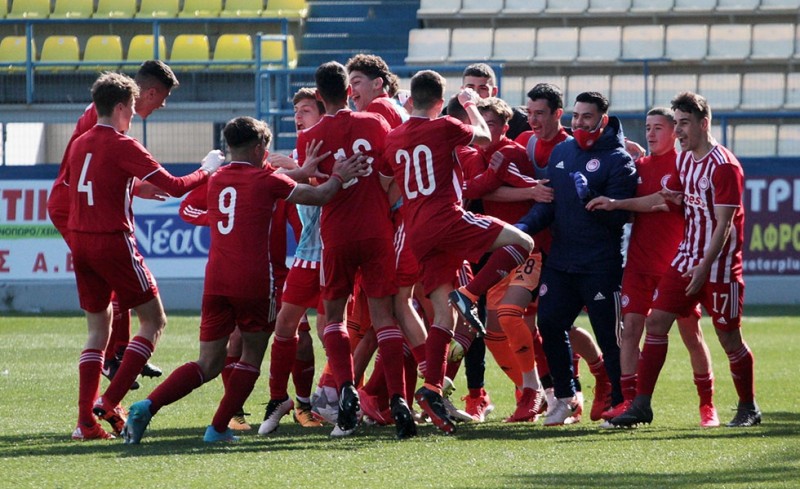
71 231 157 313
393 218 420 288
622 269 701 319
652 266 743 331
200 294 276 342
321 237 398 300
282 259 324 312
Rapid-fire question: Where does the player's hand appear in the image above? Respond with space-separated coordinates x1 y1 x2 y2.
200 150 225 174
300 139 333 180
624 138 646 161
586 195 615 211
268 152 299 170
659 187 683 206
682 262 710 296
488 151 506 173
570 171 591 200
457 88 480 107
531 179 553 202
134 181 169 201
332 152 369 183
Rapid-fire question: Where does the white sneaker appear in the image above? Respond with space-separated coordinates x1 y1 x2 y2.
569 391 584 424
258 397 293 435
441 377 474 422
543 397 583 427
543 387 558 417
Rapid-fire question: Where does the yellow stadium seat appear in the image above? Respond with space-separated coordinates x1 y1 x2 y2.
127 35 168 63
95 0 137 18
135 0 179 17
219 0 262 17
178 0 221 17
80 35 123 72
213 34 253 70
6 0 51 18
170 34 210 70
39 35 79 71
260 34 297 68
0 36 36 71
262 0 308 18
50 0 94 18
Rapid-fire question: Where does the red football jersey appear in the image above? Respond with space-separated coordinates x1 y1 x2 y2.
366 93 405 129
66 124 207 233
625 149 684 275
204 162 296 298
672 145 745 283
383 115 474 232
296 108 393 247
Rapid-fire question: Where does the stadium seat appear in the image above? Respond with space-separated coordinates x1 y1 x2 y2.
786 73 800 108
0 36 36 71
587 0 631 13
449 28 493 62
630 0 673 12
262 0 308 19
406 28 450 64
219 0 262 17
94 0 136 18
621 25 664 59
418 0 461 16
169 34 210 70
6 0 51 18
460 0 502 15
135 0 179 18
545 0 588 14
50 0 93 18
80 35 123 72
39 35 79 71
260 35 297 68
501 0 545 15
759 0 800 10
706 24 751 61
698 73 741 110
750 23 794 60
567 75 611 108
493 28 536 62
733 124 777 157
740 73 785 110
127 35 168 62
535 27 579 62
716 0 759 10
610 74 650 112
673 0 715 10
178 0 221 17
665 24 707 61
777 125 800 156
653 74 697 106
710 123 729 145
577 26 621 62
213 34 253 69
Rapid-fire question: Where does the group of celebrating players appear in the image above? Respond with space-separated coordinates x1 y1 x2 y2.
51 53 760 444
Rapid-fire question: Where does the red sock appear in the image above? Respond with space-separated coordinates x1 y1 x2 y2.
465 244 528 297
403 345 417 402
424 324 452 390
636 334 669 397
727 343 755 404
270 334 298 400
103 336 153 406
376 325 406 398
588 355 609 384
107 293 131 356
532 329 550 377
212 362 260 432
292 358 315 400
621 373 637 402
148 362 205 415
485 330 523 386
412 343 427 376
694 372 715 406
78 349 103 426
318 368 337 389
322 322 354 389
221 355 239 389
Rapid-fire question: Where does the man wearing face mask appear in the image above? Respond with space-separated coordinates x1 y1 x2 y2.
515 91 638 426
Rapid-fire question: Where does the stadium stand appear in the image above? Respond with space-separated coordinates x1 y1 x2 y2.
534 27 579 62
6 0 51 18
449 28 492 62
169 34 210 70
587 0 631 14
135 0 180 18
493 28 536 62
577 26 622 62
500 0 545 16
418 0 461 16
750 23 794 60
406 28 450 64
94 0 137 18
127 34 168 62
460 0 503 16
214 33 254 69
706 24 751 61
49 0 93 19
39 35 79 71
621 25 665 60
80 35 123 71
740 73 785 110
219 0 263 18
262 0 308 19
0 35 35 70
260 34 297 68
177 0 222 18
778 124 800 156
545 0 588 14
733 124 778 156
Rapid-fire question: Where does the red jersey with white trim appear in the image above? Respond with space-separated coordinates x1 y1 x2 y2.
384 115 474 230
296 108 393 247
672 144 744 283
626 148 684 275
204 162 296 298
66 124 207 233
366 93 405 129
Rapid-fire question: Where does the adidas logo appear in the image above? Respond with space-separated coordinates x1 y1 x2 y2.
594 292 606 301
718 317 727 325
514 274 524 281
556 161 565 169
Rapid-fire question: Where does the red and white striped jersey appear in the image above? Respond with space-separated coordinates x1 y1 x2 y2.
672 144 744 283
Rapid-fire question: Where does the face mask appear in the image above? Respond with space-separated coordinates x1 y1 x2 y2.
573 116 606 150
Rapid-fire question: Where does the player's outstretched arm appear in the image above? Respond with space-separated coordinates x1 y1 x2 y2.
586 191 669 213
281 139 332 182
287 153 369 206
133 180 169 201
459 88 491 146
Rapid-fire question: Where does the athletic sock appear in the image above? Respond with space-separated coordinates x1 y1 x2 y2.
292 358 315 401
727 343 755 404
411 343 427 376
269 334 298 400
445 358 462 381
464 244 528 297
636 333 669 397
148 361 205 415
484 329 523 387
497 304 536 372
588 355 609 385
620 373 638 402
376 324 406 398
403 344 417 402
211 362 260 433
221 355 239 389
78 349 103 426
424 324 453 390
103 335 153 406
694 372 715 406
322 322 354 389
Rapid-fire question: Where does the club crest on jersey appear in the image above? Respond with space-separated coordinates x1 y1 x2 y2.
652 290 659 301
539 284 548 297
621 294 630 307
660 174 672 188
698 176 710 191
586 159 600 172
